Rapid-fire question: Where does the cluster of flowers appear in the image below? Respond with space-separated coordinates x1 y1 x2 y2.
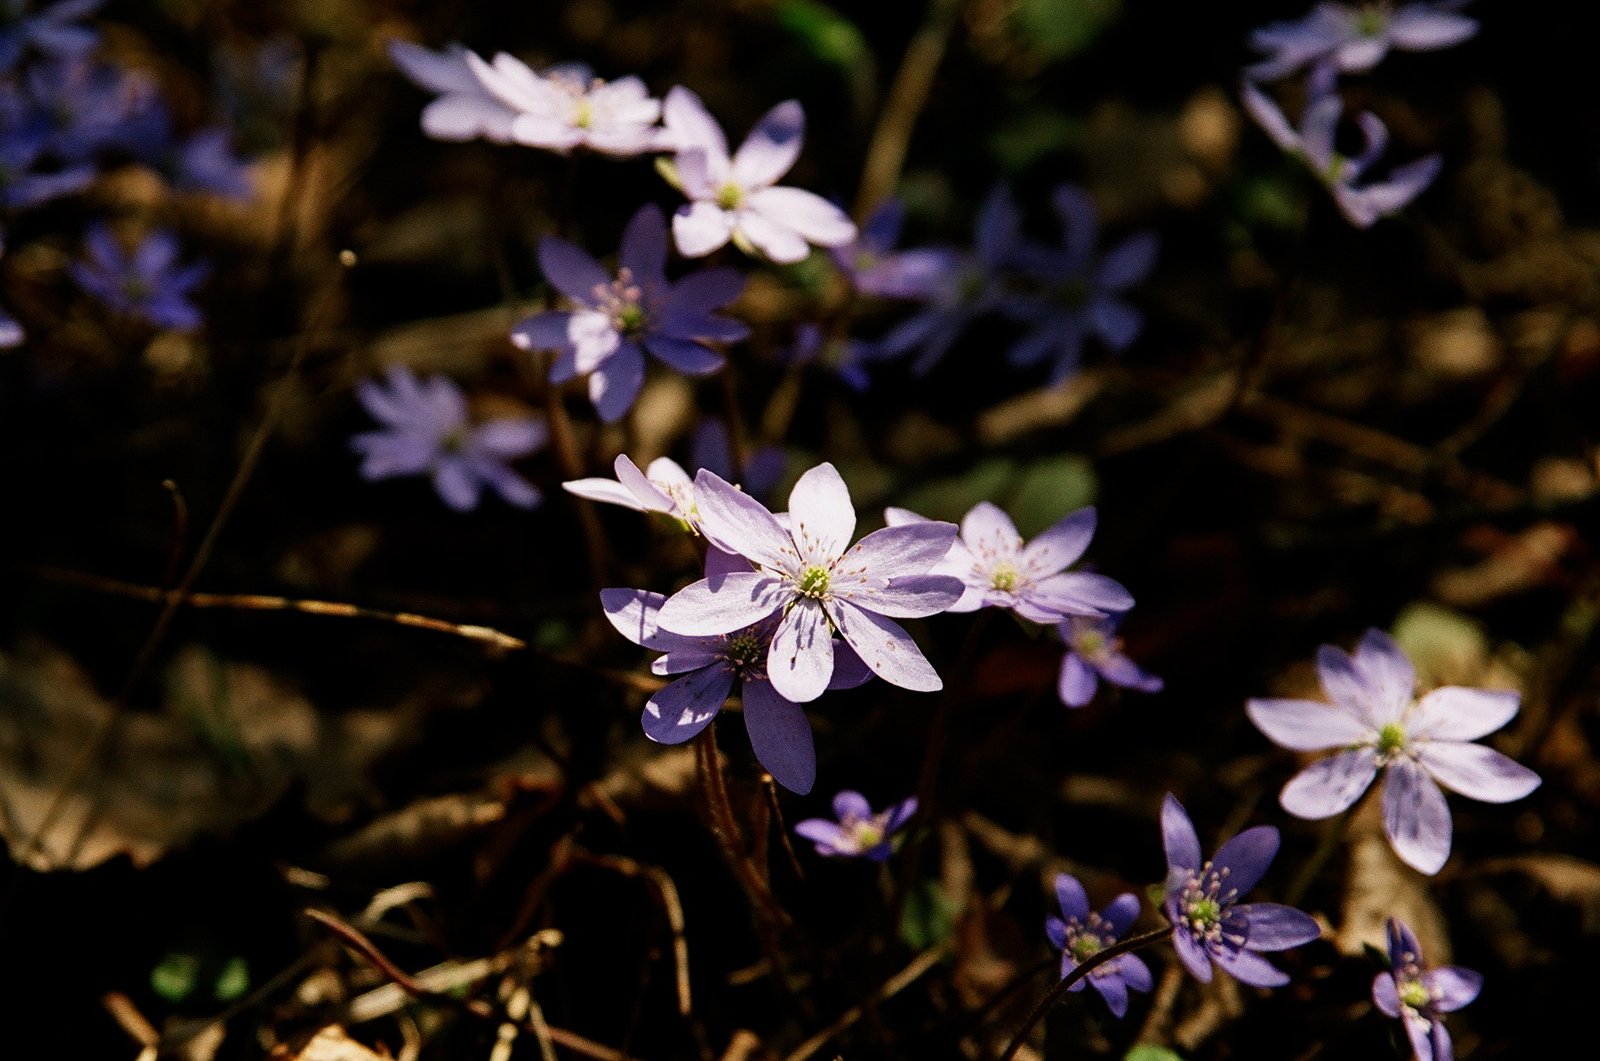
1 0 253 343
1241 1 1477 227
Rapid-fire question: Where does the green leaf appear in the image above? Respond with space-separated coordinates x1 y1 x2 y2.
900 879 961 950
1015 0 1124 61
777 0 871 70
151 951 201 1003
1125 1047 1186 1061
1008 455 1097 538
213 955 251 1002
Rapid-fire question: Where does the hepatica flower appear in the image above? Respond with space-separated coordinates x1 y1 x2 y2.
1242 77 1441 228
662 86 855 263
514 203 748 422
601 589 870 793
1057 614 1163 709
787 322 878 393
565 453 698 525
885 502 1133 624
1372 917 1481 1061
0 0 102 75
71 224 207 331
795 790 917 861
1246 629 1540 875
467 53 662 157
351 365 546 511
387 40 516 143
1046 873 1152 1018
831 197 960 301
656 462 963 703
1247 2 1477 81
1009 185 1157 386
1161 794 1321 987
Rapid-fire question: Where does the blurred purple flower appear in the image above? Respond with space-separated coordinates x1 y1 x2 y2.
0 120 93 207
1046 873 1152 1018
831 198 960 300
467 53 662 157
71 224 207 331
656 462 963 702
795 790 917 860
115 99 253 199
1242 76 1441 228
513 203 748 422
876 183 1026 376
662 86 855 263
1009 185 1157 386
0 0 102 74
350 365 546 511
601 588 871 793
1372 917 1481 1061
1057 614 1163 708
1246 628 1539 875
1247 2 1477 81
884 501 1133 624
387 40 516 143
27 55 153 162
1161 794 1321 987
690 418 785 500
786 322 877 393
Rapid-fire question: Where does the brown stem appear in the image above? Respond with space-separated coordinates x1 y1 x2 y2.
693 727 794 931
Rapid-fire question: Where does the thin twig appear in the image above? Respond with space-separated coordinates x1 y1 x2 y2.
782 942 953 1061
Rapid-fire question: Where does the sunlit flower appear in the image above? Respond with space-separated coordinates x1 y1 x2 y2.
795 790 917 860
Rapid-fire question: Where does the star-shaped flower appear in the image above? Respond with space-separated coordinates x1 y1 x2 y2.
662 86 855 263
70 224 208 332
467 53 663 157
1160 794 1321 987
387 40 516 143
1046 873 1153 1018
1372 917 1481 1061
1057 614 1163 708
794 790 917 861
1246 628 1540 875
656 462 963 703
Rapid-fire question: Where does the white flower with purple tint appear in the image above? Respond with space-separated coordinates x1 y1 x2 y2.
1247 2 1477 81
513 203 748 422
1046 873 1152 1018
601 589 871 794
467 53 663 157
1372 917 1481 1061
884 501 1133 625
656 462 963 703
1057 614 1163 708
350 365 546 512
795 790 917 861
387 40 516 143
1009 185 1157 386
1160 794 1321 987
662 86 855 264
565 454 698 524
1246 628 1539 875
71 224 208 332
1242 76 1441 229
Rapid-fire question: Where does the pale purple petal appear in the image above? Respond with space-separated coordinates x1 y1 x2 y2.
827 639 875 689
1404 1012 1437 1061
1019 506 1094 573
833 791 872 820
671 267 746 312
1426 967 1483 1013
837 521 958 580
1171 926 1214 983
1210 825 1279 897
1213 948 1289 988
644 335 725 375
1028 572 1135 617
471 418 546 458
1054 873 1090 922
1415 742 1540 803
620 203 669 287
613 454 678 512
1058 653 1098 707
1355 629 1417 715
692 469 797 571
433 460 481 511
1091 973 1129 1017
788 461 856 561
1236 903 1320 951
1117 953 1153 993
1280 748 1378 819
673 201 735 258
742 679 816 794
662 85 729 164
1248 698 1371 751
735 209 811 264
730 99 804 188
847 574 965 618
589 342 646 422
656 572 789 635
1045 916 1068 951
1160 794 1202 874
1316 644 1381 720
828 599 941 692
1388 10 1478 50
1241 81 1302 154
1382 759 1453 875
565 478 647 511
744 186 856 246
538 237 610 304
794 819 849 854
1411 687 1520 742
643 667 732 743
1372 972 1402 1018
599 587 667 649
768 600 834 704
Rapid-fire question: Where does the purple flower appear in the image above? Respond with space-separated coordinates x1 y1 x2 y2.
467 53 663 157
1057 614 1163 708
350 365 546 511
831 198 961 301
1046 873 1152 1018
71 225 208 331
27 55 153 162
795 790 917 860
885 502 1133 624
656 462 964 703
1160 794 1321 987
565 454 698 524
1246 628 1540 875
114 98 253 199
1009 185 1157 386
1247 2 1477 81
787 322 877 393
387 40 516 143
1372 917 1481 1061
601 588 871 793
1242 76 1441 228
662 86 855 264
0 0 102 75
875 183 1024 376
689 418 785 501
513 203 749 422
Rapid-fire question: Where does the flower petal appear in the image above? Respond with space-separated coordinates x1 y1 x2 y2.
1170 925 1214 983
1091 972 1129 1018
829 599 941 692
599 587 666 649
1279 748 1379 819
735 208 811 264
1372 971 1402 1018
1415 742 1540 804
589 342 645 422
767 600 834 704
1029 572 1135 617
692 468 796 571
1247 698 1371 751
1103 892 1141 937
744 186 856 246
1058 652 1099 707
742 679 816 794
1411 686 1519 742
794 818 849 855
538 236 610 304
789 461 856 563
1355 629 1417 716
619 203 669 288
643 667 732 743
837 520 959 580
1160 794 1202 875
673 201 735 258
730 99 804 188
1235 903 1320 951
844 574 965 619
1426 967 1483 1013
1019 507 1095 574
613 454 678 512
1382 759 1453 875
656 571 789 636
1054 873 1090 921
1210 824 1279 897
1316 643 1382 721
662 85 728 164
1213 947 1288 988
644 334 725 375
833 790 872 820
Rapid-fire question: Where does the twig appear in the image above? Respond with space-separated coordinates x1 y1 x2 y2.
694 727 794 931
782 942 953 1061
303 908 495 1019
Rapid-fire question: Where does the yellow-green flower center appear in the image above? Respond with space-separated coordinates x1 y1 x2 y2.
574 98 594 129
717 182 744 210
1377 722 1408 758
1187 896 1221 929
990 564 1019 593
1356 6 1388 37
616 304 647 336
440 427 469 454
1398 979 1431 1010
725 633 763 669
1069 935 1104 961
798 565 830 598
849 820 884 849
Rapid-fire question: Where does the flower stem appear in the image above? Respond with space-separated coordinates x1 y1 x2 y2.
693 726 794 931
996 925 1175 1061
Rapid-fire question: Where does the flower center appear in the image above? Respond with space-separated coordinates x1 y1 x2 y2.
1069 934 1103 961
717 182 744 210
1398 978 1431 1011
1376 721 1409 759
847 818 885 850
573 96 595 129
1176 861 1238 947
594 268 649 335
989 563 1020 593
1356 5 1389 38
1058 278 1091 308
1186 896 1221 929
439 427 469 454
797 565 831 598
724 632 763 672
